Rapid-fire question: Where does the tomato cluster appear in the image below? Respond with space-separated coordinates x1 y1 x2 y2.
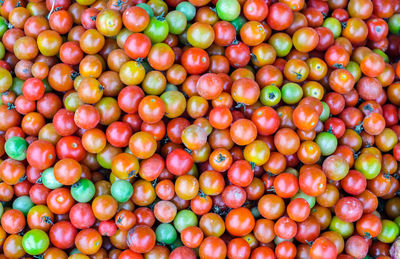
0 0 400 257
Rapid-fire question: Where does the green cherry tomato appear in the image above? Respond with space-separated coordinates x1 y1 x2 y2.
71 178 96 203
137 3 154 18
373 49 390 63
292 191 315 208
231 15 247 32
144 16 169 43
216 0 241 21
251 207 261 219
354 153 381 180
269 32 292 57
165 84 178 92
42 79 52 93
0 17 8 38
173 209 198 232
389 14 400 35
5 136 28 161
156 223 177 245
178 24 190 46
281 83 303 104
170 237 184 250
260 85 281 106
22 229 50 255
329 216 354 238
377 220 399 243
111 180 133 203
13 196 34 216
322 17 342 39
186 164 199 178
160 90 186 118
41 168 63 189
395 216 400 227
0 203 3 218
315 132 337 156
69 248 82 255
10 78 23 96
176 2 196 21
64 92 84 112
166 11 187 35
319 102 330 122
0 42 5 60
345 61 362 82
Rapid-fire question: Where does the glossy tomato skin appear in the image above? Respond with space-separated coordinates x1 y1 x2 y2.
166 149 193 176
2 0 400 256
49 221 77 249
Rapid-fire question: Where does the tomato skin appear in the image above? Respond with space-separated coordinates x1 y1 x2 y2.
267 3 293 31
310 237 337 259
273 173 298 198
127 225 156 254
299 167 326 197
3 0 400 255
1 209 26 234
27 140 56 170
199 236 227 259
49 221 77 249
341 170 366 195
251 106 280 136
335 197 363 223
166 149 193 176
181 47 210 75
69 203 96 229
225 42 251 68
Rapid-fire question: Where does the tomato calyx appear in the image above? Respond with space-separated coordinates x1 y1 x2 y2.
293 70 304 80
155 13 166 21
354 121 364 134
305 240 314 247
363 231 372 239
69 71 80 80
266 186 275 193
353 150 361 160
250 161 257 171
234 102 246 111
18 175 27 183
212 205 230 217
116 215 123 224
216 153 226 163
160 136 170 144
7 102 15 110
199 190 207 198
230 38 240 46
41 216 54 225
184 147 193 154
250 53 258 62
112 0 128 9
127 169 137 178
333 63 344 69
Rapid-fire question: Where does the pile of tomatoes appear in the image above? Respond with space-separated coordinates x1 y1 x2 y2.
0 0 400 257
